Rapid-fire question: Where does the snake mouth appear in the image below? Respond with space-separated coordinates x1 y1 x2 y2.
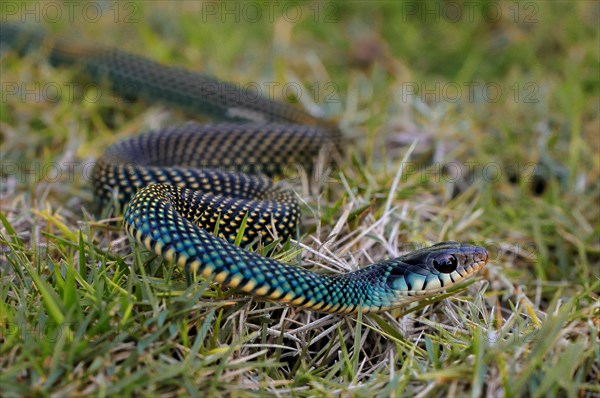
458 249 488 280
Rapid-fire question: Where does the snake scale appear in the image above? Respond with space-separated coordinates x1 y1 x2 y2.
2 23 488 314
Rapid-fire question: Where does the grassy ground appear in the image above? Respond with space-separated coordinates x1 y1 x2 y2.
1 1 598 397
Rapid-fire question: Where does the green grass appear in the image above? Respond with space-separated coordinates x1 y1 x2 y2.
1 1 598 397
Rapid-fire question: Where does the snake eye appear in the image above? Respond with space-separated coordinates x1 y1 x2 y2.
433 255 458 273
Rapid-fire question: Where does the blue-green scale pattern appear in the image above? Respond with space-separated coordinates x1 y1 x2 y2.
124 184 413 312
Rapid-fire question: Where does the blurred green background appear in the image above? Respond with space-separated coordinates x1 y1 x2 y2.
1 1 598 396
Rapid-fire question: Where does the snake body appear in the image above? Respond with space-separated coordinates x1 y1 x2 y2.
3 23 488 314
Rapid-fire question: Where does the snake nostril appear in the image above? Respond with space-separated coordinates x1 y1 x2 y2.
477 250 489 263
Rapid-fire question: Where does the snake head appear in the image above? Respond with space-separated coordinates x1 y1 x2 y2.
386 242 488 295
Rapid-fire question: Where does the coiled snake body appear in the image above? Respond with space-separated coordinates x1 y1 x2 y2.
3 23 488 314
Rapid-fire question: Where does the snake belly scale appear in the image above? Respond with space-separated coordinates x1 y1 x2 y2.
2 23 489 314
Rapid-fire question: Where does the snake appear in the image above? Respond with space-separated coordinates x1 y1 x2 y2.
2 23 488 314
